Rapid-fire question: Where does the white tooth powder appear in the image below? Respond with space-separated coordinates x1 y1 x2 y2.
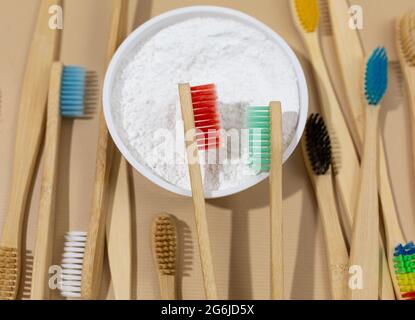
111 17 301 193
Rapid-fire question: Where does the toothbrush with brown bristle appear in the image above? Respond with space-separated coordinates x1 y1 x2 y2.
302 114 349 300
152 214 178 300
178 83 218 300
396 11 415 183
0 0 62 300
289 0 360 238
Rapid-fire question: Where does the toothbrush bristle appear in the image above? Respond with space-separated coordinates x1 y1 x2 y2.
394 242 415 300
190 84 221 150
0 247 18 300
304 113 332 175
59 231 86 299
399 11 415 66
152 214 177 276
60 66 86 118
364 47 389 106
247 106 271 172
294 0 320 33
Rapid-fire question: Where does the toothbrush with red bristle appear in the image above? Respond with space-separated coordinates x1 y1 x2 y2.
190 84 221 150
178 83 219 300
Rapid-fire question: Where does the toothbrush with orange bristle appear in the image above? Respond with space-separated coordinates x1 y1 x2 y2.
178 83 218 300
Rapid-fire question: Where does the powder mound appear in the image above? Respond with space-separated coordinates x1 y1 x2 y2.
111 17 301 193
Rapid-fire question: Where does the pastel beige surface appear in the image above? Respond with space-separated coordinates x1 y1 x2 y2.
0 0 414 300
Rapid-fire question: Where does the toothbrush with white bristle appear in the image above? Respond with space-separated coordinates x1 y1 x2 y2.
59 231 87 299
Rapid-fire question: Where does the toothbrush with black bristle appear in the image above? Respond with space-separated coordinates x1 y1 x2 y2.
31 63 87 300
349 47 388 300
247 102 284 300
302 113 349 300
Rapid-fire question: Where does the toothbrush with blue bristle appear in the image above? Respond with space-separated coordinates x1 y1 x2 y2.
31 62 87 299
349 47 388 300
247 101 283 300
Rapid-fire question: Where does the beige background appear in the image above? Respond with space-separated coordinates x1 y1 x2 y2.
0 0 414 300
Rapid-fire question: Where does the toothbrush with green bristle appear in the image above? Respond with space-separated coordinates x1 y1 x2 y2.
31 62 87 300
247 101 283 300
349 47 388 300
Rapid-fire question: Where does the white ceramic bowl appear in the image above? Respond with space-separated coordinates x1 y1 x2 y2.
103 6 308 199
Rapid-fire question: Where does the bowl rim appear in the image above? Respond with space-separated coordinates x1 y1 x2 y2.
103 5 308 199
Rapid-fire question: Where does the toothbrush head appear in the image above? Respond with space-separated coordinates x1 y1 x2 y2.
190 84 221 150
364 47 389 106
152 214 178 276
303 113 332 175
60 66 87 118
0 247 19 300
394 242 415 300
59 231 86 299
398 11 415 66
293 0 320 33
247 106 272 172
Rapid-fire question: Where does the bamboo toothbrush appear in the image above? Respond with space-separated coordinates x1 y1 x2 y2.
31 63 86 300
290 0 360 241
81 0 129 300
326 0 396 299
0 0 62 300
178 83 218 300
349 47 389 300
247 102 284 300
105 156 132 300
302 113 349 300
152 214 178 300
396 11 415 182
393 242 415 300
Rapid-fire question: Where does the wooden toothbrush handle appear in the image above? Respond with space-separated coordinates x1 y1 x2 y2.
81 0 128 300
159 275 177 300
1 0 62 248
304 33 360 239
105 156 132 300
349 107 380 300
315 175 349 300
178 83 218 300
31 62 63 300
326 0 365 150
403 68 415 184
269 102 284 300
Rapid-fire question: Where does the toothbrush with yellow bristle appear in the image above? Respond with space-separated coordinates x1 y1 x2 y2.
396 11 415 182
290 0 361 239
